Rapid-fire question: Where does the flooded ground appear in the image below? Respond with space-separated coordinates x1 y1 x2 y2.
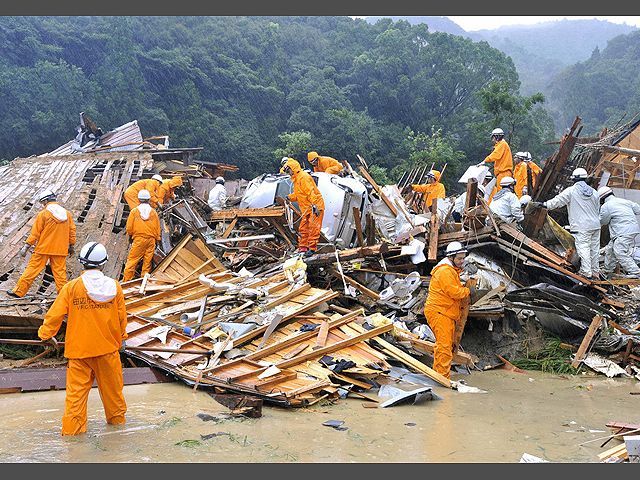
0 369 638 463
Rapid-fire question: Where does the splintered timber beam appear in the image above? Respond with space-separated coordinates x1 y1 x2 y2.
428 198 439 261
571 315 604 368
357 161 398 216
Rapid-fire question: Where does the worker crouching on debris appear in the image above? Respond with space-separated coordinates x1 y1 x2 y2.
513 151 542 198
8 190 76 298
307 151 344 175
409 170 446 207
598 186 640 279
158 175 183 206
531 168 601 279
122 189 161 282
489 176 524 225
207 176 228 211
38 242 128 436
479 128 513 202
123 174 163 210
280 157 325 256
424 242 472 379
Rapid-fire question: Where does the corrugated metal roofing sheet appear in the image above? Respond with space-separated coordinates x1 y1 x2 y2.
40 120 145 156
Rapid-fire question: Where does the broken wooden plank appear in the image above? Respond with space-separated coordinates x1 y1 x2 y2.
428 198 439 261
358 162 398 216
571 315 603 368
352 207 365 247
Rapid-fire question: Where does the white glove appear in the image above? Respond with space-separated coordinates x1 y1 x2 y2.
19 244 30 257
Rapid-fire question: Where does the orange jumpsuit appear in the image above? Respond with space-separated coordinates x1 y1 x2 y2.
282 158 325 251
157 176 183 205
313 156 343 175
123 178 162 210
411 170 446 207
424 258 470 379
38 273 128 435
122 205 161 282
13 202 76 297
484 139 513 201
514 161 542 197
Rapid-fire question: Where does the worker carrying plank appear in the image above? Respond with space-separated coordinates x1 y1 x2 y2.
207 176 228 211
423 241 472 379
122 189 161 282
530 168 601 279
478 128 513 202
489 176 524 225
307 151 344 175
8 190 76 298
157 175 183 206
38 241 128 436
123 174 163 210
407 170 446 207
598 185 640 279
513 151 542 197
280 157 325 256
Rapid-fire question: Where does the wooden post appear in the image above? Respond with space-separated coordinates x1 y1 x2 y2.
464 178 478 211
571 315 603 368
365 213 376 246
352 207 365 247
428 198 439 261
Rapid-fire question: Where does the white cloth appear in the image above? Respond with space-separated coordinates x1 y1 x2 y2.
46 203 68 222
604 234 640 275
489 189 524 223
600 196 640 238
137 203 152 221
81 270 117 303
208 184 228 211
453 193 466 215
544 181 600 231
574 229 601 277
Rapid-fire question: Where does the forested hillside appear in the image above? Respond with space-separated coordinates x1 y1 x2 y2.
548 29 640 134
0 16 556 186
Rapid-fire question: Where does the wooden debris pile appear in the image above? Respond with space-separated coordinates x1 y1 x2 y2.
117 233 454 407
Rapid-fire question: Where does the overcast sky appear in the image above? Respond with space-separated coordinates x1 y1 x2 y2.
449 16 640 31
353 16 640 31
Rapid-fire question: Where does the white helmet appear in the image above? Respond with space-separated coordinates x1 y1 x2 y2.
215 176 225 184
491 128 504 137
499 176 516 187
446 241 468 256
79 242 108 267
524 152 532 162
281 157 289 166
138 189 151 201
514 151 526 160
520 195 532 206
597 186 613 199
570 168 588 180
38 189 57 203
152 174 163 182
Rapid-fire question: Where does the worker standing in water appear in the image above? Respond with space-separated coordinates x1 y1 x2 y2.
423 242 471 379
38 241 128 436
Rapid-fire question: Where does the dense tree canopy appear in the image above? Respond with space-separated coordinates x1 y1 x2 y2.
0 16 556 188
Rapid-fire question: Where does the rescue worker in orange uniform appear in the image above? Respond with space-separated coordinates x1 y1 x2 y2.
307 151 344 175
280 157 325 256
157 175 183 206
38 241 128 436
122 189 161 282
424 241 471 379
513 151 542 197
123 174 163 210
8 190 76 298
409 170 446 207
479 128 513 202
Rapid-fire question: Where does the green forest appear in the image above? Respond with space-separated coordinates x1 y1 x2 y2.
0 16 570 189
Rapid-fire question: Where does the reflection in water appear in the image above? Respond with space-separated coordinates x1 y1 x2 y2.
0 370 637 462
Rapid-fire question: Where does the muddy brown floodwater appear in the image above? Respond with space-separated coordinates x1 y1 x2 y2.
1 369 639 463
